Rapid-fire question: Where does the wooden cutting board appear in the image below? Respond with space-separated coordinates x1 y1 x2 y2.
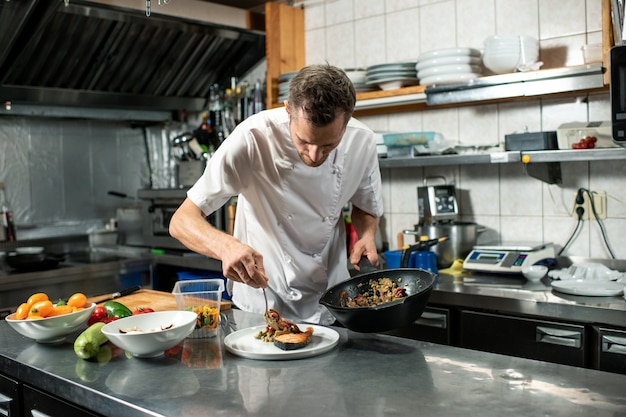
87 289 231 312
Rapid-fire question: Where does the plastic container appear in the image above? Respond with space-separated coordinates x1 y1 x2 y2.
172 279 225 338
383 249 438 273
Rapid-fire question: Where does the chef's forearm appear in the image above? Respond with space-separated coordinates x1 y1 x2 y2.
350 205 378 241
169 198 235 260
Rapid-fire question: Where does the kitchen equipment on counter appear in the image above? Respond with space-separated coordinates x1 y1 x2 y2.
463 242 555 274
611 46 626 148
319 252 436 333
107 191 144 246
406 178 482 269
137 188 226 250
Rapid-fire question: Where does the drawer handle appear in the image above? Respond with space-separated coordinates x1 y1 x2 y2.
414 312 447 329
536 326 581 348
0 392 13 417
602 335 626 355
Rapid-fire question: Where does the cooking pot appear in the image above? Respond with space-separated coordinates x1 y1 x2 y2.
406 222 482 269
319 255 436 333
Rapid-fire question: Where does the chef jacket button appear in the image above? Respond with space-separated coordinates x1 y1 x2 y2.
312 253 321 259
323 216 330 222
287 214 293 220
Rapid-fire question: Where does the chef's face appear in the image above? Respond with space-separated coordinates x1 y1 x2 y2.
286 103 346 167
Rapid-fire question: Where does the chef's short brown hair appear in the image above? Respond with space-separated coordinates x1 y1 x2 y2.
287 64 356 127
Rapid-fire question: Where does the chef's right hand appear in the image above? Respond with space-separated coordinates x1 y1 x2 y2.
221 242 269 289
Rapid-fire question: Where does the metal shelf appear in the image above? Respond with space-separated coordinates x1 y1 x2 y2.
378 148 626 169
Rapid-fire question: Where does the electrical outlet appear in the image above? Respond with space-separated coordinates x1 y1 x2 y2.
572 190 607 220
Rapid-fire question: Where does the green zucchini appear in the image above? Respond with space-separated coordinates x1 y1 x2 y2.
103 301 132 319
74 322 108 360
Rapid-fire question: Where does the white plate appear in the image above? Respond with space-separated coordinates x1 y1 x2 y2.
551 280 624 297
417 64 481 79
419 72 480 86
416 56 482 71
418 47 481 62
223 325 340 360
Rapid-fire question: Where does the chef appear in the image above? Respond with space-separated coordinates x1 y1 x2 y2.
169 64 383 324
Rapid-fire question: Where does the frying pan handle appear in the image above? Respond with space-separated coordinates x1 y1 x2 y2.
357 257 378 274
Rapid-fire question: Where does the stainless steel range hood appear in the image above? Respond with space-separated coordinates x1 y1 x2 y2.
0 0 265 114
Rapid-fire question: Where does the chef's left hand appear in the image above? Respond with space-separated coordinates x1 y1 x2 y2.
349 238 379 271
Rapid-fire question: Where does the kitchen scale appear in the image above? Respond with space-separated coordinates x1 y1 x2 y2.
463 242 555 274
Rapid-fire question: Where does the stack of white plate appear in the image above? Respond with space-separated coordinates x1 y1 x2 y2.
344 68 374 93
482 35 539 74
365 62 419 91
416 48 482 86
277 71 298 103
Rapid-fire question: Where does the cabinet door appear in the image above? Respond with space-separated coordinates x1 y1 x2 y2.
0 373 22 417
22 385 102 417
460 310 586 367
594 326 626 375
384 306 452 345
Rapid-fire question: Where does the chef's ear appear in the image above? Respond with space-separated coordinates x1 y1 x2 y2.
284 100 289 114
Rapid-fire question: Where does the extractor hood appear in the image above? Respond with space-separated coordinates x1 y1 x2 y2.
0 0 266 113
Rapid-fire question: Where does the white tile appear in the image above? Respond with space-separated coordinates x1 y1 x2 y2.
495 0 539 38
387 0 420 12
538 0 586 39
544 216 590 256
590 160 626 218
458 164 500 216
304 1 325 30
305 28 327 66
325 22 355 68
458 104 499 146
387 111 423 132
586 0 603 33
591 218 626 258
498 99 542 139
499 215 543 243
499 164 543 216
422 107 460 144
587 92 611 121
385 8 421 62
325 0 354 26
458 0 496 48
419 1 456 51
540 96 589 131
354 0 385 19
542 162 589 217
354 15 387 67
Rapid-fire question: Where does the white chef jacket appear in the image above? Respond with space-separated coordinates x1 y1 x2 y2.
187 107 383 324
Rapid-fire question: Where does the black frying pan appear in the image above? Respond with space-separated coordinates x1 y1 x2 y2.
6 252 65 271
319 266 436 333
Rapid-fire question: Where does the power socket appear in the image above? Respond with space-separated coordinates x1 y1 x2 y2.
572 190 607 220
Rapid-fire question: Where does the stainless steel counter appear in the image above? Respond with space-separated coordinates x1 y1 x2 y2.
1 309 626 417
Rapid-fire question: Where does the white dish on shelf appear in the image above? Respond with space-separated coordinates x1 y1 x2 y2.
418 47 481 62
366 62 417 72
419 72 480 86
417 64 482 79
551 280 624 297
223 325 340 360
416 56 481 71
367 78 419 90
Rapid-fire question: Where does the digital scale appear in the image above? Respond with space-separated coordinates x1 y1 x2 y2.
463 242 555 274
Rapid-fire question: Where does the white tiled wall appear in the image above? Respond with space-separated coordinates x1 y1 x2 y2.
304 0 626 260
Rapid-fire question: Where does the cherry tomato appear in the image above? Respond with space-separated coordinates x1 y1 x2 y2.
27 293 49 307
29 300 54 318
132 307 155 315
48 304 74 317
87 306 107 326
15 303 30 320
67 293 87 308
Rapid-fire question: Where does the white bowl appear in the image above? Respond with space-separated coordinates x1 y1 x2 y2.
101 311 198 358
5 303 96 343
522 265 548 281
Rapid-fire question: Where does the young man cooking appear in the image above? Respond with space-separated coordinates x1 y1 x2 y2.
169 64 383 325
